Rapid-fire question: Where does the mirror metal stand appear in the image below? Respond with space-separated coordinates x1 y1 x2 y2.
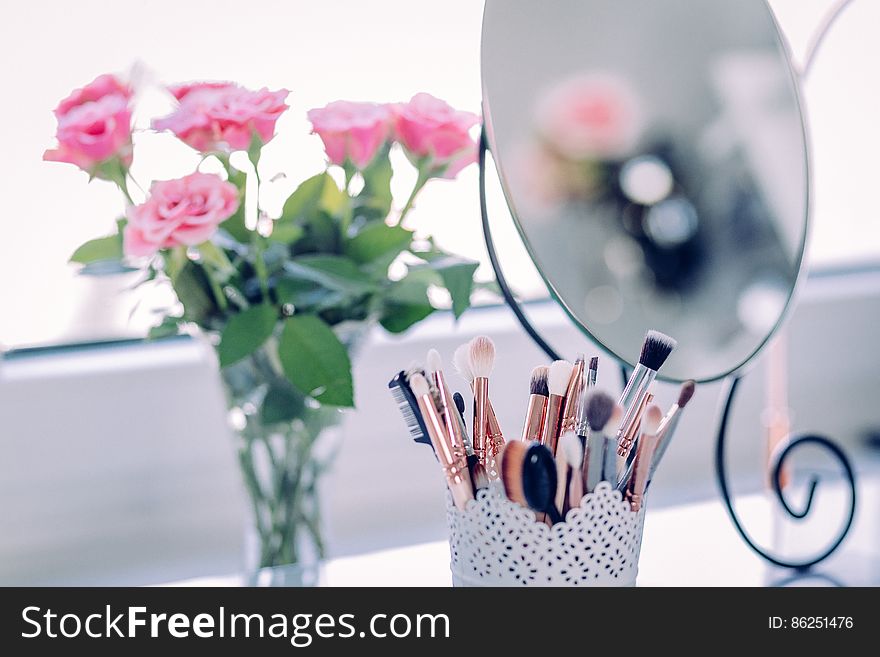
479 128 857 571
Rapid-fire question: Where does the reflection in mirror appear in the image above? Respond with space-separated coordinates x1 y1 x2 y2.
482 0 808 381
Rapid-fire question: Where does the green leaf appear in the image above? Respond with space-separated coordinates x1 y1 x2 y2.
344 223 412 266
277 173 346 252
380 303 435 333
148 316 181 339
269 222 303 245
198 241 236 281
260 383 306 424
171 261 215 324
379 272 436 333
217 304 278 367
220 167 249 243
357 147 393 219
284 255 376 295
423 256 478 318
279 173 331 224
276 278 347 311
247 132 262 171
70 234 122 265
279 315 354 407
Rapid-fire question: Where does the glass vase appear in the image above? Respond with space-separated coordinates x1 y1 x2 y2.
221 340 342 574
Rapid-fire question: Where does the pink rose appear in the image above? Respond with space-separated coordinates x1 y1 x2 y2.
307 101 392 169
152 82 289 152
43 73 133 173
123 172 239 257
393 93 480 178
535 73 643 161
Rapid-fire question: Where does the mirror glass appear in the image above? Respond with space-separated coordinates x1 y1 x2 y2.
482 0 808 381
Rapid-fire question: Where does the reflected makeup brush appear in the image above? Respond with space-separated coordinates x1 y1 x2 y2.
556 432 584 515
522 366 549 442
616 330 676 449
560 356 585 433
409 373 473 510
623 405 663 512
522 443 563 525
647 380 696 485
541 360 573 455
581 391 618 492
426 349 467 462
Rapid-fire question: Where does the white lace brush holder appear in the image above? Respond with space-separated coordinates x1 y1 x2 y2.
446 481 646 586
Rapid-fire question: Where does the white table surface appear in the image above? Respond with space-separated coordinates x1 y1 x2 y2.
166 481 879 587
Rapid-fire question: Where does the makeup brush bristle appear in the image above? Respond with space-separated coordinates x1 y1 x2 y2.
529 366 549 397
589 356 599 371
409 372 430 398
678 380 696 408
643 404 664 435
426 348 442 375
559 431 583 468
638 329 677 371
500 440 528 505
468 336 496 379
453 344 473 382
548 360 573 397
585 391 615 432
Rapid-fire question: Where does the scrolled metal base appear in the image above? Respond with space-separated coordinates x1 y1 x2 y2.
714 375 857 570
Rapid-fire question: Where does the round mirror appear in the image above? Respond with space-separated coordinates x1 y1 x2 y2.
481 0 808 382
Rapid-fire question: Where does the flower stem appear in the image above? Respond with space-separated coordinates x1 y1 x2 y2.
397 166 431 225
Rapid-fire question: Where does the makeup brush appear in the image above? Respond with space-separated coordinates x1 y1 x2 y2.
409 373 473 510
560 356 585 433
647 380 696 486
623 404 663 512
521 366 549 442
556 431 584 515
541 360 573 455
468 336 497 476
616 330 676 448
581 391 617 492
455 340 505 474
522 443 563 525
617 392 653 481
427 349 467 461
499 440 529 505
452 392 473 455
574 356 600 444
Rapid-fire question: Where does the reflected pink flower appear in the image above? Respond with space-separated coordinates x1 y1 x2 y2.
535 73 642 161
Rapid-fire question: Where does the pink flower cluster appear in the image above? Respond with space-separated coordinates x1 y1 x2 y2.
152 82 290 152
124 172 239 257
43 74 133 173
47 73 480 260
308 93 479 178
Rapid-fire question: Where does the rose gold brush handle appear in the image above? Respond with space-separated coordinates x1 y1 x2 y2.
561 360 585 433
417 393 473 510
617 393 653 459
521 395 548 442
433 371 468 463
542 395 564 455
625 433 659 512
472 377 489 467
